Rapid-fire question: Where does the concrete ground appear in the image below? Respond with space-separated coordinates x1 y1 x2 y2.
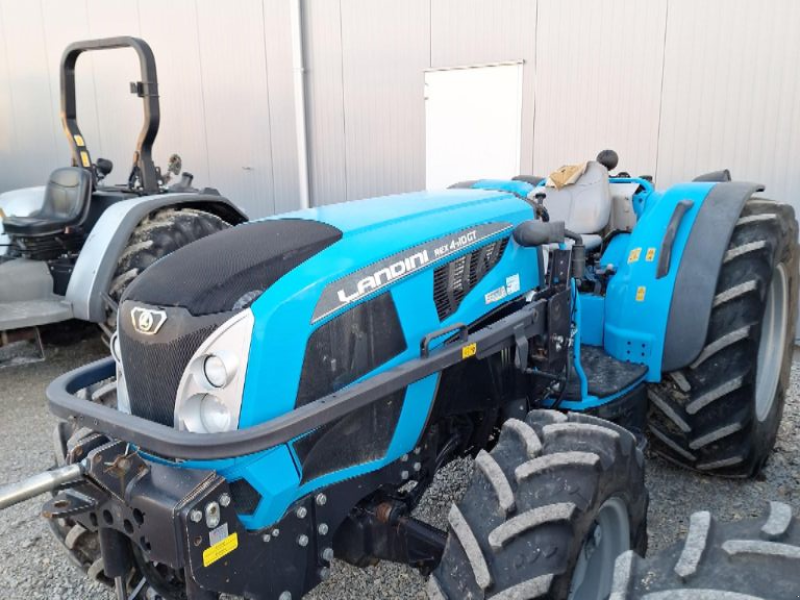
0 335 797 599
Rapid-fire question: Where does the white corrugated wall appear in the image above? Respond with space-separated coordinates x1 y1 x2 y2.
0 0 798 216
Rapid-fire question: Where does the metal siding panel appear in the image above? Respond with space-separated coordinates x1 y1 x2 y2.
40 0 99 169
304 0 347 206
532 0 667 179
195 0 275 218
656 0 800 203
0 4 17 192
0 0 60 190
430 0 536 174
340 0 430 201
137 0 211 189
84 0 144 185
263 0 301 213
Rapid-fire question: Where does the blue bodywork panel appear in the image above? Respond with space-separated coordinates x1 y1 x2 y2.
167 188 539 527
150 178 720 530
602 183 714 380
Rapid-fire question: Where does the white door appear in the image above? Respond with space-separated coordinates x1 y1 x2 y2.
425 63 523 190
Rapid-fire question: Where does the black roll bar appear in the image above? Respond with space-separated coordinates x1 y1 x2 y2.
60 36 161 194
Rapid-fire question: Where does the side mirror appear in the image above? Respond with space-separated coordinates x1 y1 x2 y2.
513 220 566 247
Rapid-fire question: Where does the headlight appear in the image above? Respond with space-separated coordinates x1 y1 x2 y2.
174 310 254 433
180 393 232 433
203 354 230 388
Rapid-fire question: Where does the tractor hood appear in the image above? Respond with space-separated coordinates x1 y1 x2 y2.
116 187 533 427
122 188 527 316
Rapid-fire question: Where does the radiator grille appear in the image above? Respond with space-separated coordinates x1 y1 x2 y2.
433 237 509 320
119 303 228 426
228 479 262 515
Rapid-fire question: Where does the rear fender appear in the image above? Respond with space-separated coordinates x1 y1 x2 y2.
661 181 765 371
600 183 700 378
67 193 247 322
603 181 764 378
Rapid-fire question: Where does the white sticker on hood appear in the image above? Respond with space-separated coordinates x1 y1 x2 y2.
485 272 521 305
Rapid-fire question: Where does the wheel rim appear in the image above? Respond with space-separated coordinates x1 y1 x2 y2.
755 264 788 422
568 497 630 600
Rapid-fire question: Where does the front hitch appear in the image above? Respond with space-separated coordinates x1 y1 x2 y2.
0 461 86 510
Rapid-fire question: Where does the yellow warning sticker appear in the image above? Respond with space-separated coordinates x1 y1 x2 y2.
627 248 642 264
74 134 85 147
202 532 238 567
635 286 647 302
645 247 656 262
80 151 91 168
462 343 477 360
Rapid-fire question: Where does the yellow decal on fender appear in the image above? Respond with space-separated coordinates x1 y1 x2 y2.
203 532 238 567
80 151 91 168
462 343 477 360
74 134 85 146
645 247 656 262
627 248 642 264
636 286 647 302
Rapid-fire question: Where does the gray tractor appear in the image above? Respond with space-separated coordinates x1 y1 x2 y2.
0 36 246 365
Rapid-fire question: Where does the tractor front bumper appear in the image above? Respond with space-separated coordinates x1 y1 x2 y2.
47 298 549 461
43 439 327 600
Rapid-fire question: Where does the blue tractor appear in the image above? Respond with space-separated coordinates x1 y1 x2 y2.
1 151 796 600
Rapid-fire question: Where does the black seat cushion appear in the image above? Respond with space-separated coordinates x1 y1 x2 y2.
3 167 92 237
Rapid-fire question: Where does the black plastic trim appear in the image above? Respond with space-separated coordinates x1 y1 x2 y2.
662 181 764 372
656 199 694 279
48 300 547 460
692 169 732 183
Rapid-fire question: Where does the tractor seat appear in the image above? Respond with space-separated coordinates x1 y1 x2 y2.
538 161 612 240
3 167 92 237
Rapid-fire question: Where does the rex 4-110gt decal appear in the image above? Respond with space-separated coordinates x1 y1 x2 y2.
312 222 512 323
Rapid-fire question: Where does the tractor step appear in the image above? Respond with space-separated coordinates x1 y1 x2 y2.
0 299 73 330
565 345 648 400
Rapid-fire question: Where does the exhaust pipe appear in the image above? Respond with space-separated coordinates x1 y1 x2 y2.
0 461 86 510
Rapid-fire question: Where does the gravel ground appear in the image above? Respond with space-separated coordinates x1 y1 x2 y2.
0 336 798 599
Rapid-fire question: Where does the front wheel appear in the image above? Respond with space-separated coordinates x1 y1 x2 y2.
612 501 800 599
428 410 648 600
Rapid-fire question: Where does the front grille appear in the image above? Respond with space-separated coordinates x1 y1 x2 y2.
293 388 406 484
433 237 509 320
228 479 262 515
119 302 228 426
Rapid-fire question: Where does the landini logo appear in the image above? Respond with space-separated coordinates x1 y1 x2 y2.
131 306 168 335
336 250 429 303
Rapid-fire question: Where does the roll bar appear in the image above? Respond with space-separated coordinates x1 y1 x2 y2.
60 36 160 194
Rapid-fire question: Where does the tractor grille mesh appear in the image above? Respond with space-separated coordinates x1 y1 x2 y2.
433 237 509 320
228 479 262 515
119 303 228 426
296 292 406 408
293 388 406 484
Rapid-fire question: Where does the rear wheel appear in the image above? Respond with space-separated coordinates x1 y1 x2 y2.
428 410 648 600
648 198 798 477
611 501 800 599
104 208 230 334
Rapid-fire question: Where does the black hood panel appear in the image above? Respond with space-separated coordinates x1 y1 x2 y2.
123 218 343 316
